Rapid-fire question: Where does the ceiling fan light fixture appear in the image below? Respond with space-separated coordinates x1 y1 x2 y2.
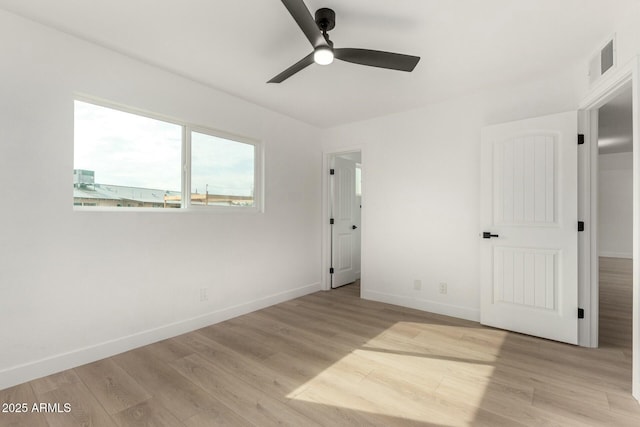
313 46 334 65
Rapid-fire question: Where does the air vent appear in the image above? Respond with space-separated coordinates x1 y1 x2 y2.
589 35 616 85
601 40 614 74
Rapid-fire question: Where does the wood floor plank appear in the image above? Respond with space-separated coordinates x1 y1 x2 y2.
182 408 251 427
0 383 48 427
435 376 577 427
600 257 634 350
112 399 185 427
608 391 640 419
29 370 82 396
37 380 118 427
112 346 228 422
142 338 195 364
532 387 639 427
170 353 321 426
176 335 380 427
194 322 278 362
183 331 303 402
74 359 151 415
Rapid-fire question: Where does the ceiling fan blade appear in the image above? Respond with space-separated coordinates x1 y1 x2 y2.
335 48 420 72
280 0 327 48
267 53 315 83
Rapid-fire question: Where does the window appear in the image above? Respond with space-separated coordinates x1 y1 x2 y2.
190 131 255 207
73 100 261 211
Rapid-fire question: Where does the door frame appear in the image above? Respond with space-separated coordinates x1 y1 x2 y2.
321 147 364 291
578 55 640 400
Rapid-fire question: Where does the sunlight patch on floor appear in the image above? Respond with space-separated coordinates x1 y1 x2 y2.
286 322 507 425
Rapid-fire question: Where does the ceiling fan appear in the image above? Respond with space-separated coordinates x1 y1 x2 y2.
268 0 421 83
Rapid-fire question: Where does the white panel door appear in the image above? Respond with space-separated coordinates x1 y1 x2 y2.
480 111 579 344
332 157 357 287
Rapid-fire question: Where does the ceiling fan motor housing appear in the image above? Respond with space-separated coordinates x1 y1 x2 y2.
315 8 335 32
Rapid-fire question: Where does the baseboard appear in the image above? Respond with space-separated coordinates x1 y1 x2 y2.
0 282 320 391
361 290 480 322
599 251 633 259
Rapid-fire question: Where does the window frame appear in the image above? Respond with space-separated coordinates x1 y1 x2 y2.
73 96 263 213
185 125 262 213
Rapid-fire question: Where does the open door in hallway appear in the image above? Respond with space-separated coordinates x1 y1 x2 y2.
330 155 360 288
480 111 579 344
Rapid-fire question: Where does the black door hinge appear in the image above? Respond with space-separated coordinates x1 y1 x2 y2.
578 221 585 232
329 169 335 175
578 308 585 319
578 134 585 145
330 218 334 225
329 267 334 274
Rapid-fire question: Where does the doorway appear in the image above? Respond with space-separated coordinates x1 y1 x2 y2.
578 58 639 399
597 87 633 352
328 151 362 290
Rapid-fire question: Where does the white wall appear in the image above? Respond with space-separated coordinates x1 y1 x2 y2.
0 10 322 389
599 152 633 258
322 66 584 321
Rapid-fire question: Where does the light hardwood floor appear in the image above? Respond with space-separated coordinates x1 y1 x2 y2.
1 262 639 426
599 257 633 352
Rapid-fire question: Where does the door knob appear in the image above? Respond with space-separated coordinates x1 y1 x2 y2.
482 232 499 239
352 225 358 230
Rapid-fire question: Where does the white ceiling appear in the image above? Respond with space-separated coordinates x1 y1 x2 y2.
0 0 635 128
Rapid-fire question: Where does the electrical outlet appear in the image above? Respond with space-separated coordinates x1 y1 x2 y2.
199 288 208 302
439 283 448 294
413 279 422 290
